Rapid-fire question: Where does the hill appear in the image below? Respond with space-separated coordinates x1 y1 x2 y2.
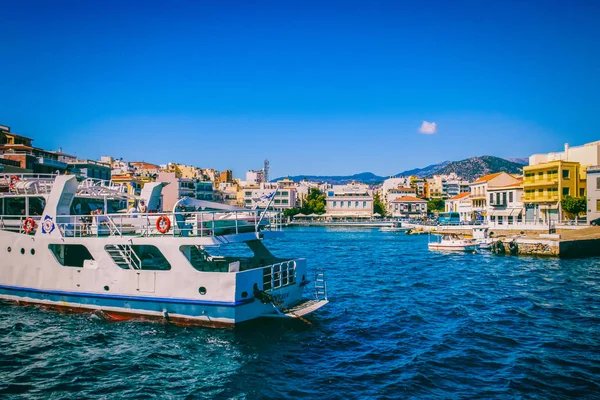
426 156 524 181
271 172 385 185
273 156 525 184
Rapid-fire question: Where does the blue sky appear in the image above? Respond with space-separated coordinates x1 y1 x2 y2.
0 0 598 178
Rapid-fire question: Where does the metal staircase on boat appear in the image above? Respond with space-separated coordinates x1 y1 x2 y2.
105 244 141 270
314 268 328 301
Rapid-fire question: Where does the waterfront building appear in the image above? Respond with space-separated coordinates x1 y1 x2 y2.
217 170 233 184
110 173 143 197
587 165 600 223
166 163 208 180
295 180 330 208
522 161 586 223
389 196 427 219
410 177 428 198
215 182 242 207
110 159 135 175
156 171 214 210
427 176 444 198
325 182 373 218
243 182 297 210
381 177 411 203
487 183 524 225
470 172 521 223
529 141 600 167
0 127 69 174
385 187 417 213
445 192 472 222
246 169 265 185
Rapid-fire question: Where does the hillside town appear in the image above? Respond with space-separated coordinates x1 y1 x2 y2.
0 123 598 226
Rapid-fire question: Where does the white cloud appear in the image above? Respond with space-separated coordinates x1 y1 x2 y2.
419 121 437 135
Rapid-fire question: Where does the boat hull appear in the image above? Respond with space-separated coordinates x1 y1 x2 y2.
428 244 477 252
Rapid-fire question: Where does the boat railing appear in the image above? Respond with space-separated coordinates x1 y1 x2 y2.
0 215 43 234
0 173 57 195
48 209 266 238
262 260 297 292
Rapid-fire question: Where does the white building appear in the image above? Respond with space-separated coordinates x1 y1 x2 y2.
246 170 265 185
243 183 297 210
487 183 524 226
530 141 600 167
445 192 472 222
155 172 214 210
470 172 521 223
381 177 411 203
587 165 600 223
385 187 417 213
325 182 373 218
389 196 427 219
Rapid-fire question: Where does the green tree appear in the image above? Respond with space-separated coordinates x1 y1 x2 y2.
283 208 300 218
373 192 386 216
300 188 326 215
561 196 586 221
427 198 445 213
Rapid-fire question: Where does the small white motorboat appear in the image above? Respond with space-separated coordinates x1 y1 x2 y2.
428 234 477 252
380 222 408 232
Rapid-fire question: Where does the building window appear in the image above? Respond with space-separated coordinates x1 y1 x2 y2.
562 170 570 179
333 201 337 208
597 176 600 189
509 192 513 203
282 199 289 205
489 193 493 204
340 202 344 208
355 201 359 208
580 188 585 197
563 188 570 196
597 199 600 212
245 191 252 196
363 201 367 208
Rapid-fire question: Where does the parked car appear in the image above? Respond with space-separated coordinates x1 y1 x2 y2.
591 217 600 226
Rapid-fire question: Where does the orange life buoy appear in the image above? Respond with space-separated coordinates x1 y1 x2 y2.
9 175 19 190
156 216 171 234
23 218 35 234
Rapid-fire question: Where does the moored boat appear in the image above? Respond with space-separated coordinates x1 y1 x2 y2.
428 233 477 252
0 174 328 327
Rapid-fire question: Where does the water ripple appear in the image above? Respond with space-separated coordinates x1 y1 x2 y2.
1 227 600 398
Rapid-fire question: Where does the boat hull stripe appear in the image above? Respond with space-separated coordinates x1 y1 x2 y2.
0 284 253 307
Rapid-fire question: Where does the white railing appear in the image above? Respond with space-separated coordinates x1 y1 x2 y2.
42 209 268 238
263 260 297 292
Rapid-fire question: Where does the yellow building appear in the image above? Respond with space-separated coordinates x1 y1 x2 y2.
522 160 586 222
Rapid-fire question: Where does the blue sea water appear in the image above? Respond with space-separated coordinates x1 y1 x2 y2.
1 227 600 399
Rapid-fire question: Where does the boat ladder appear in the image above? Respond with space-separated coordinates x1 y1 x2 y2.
314 268 328 301
105 244 141 270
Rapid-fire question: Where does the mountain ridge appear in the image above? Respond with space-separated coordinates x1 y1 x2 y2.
272 156 525 184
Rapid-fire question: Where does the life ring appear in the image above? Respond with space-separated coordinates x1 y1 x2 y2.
156 216 171 234
9 175 19 190
23 217 35 234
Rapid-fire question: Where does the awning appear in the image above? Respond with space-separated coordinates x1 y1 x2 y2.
489 208 523 217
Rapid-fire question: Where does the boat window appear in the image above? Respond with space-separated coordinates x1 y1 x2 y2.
180 241 278 273
71 198 125 215
104 245 171 270
48 244 95 268
4 197 25 216
28 197 46 216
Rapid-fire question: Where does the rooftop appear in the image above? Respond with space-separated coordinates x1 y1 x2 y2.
472 172 503 183
392 195 426 202
449 192 471 200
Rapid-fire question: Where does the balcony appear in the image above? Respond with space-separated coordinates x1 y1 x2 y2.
523 178 558 187
522 195 559 203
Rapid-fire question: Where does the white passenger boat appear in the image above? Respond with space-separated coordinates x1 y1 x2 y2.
0 174 328 328
428 234 477 252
